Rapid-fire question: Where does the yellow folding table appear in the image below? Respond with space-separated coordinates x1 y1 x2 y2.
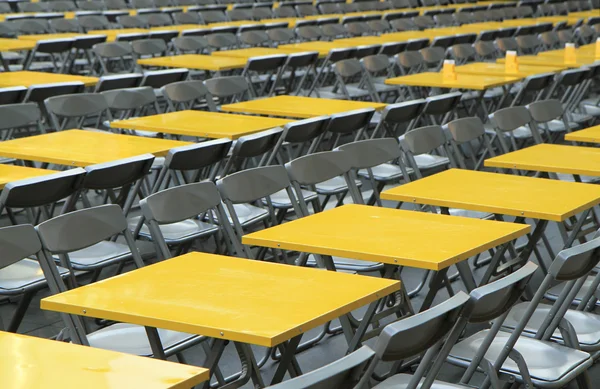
42 252 400 387
0 129 189 167
0 71 98 87
565 125 600 144
0 331 209 389
381 169 600 279
111 110 292 139
137 54 247 73
0 164 54 189
211 47 291 60
244 203 529 312
220 95 386 118
455 62 568 78
496 55 597 67
0 38 35 71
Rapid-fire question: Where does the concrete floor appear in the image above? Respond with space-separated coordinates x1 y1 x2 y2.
1 197 599 388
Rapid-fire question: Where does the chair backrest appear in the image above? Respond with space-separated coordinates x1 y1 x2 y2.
526 99 564 124
101 86 158 118
0 168 86 212
265 346 375 389
489 106 533 133
94 73 143 92
131 38 167 57
162 80 216 112
223 127 283 175
445 116 493 170
172 36 209 54
0 87 27 105
50 18 81 33
267 116 330 165
0 224 44 270
402 125 447 156
140 68 189 89
83 154 154 191
203 76 250 103
45 93 110 131
396 50 424 74
421 92 461 124
0 102 43 132
337 138 402 171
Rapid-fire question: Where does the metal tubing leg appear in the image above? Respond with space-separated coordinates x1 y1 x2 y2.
202 339 227 389
419 268 449 312
145 326 166 360
346 301 380 353
271 335 303 385
455 260 477 292
7 291 35 333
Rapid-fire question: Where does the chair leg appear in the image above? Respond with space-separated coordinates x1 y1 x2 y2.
7 290 35 333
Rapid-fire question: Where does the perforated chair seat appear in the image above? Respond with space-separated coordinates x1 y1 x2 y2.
87 322 201 357
263 188 318 209
128 216 219 244
306 254 384 272
62 240 155 270
373 374 471 389
413 154 449 170
0 259 68 293
315 176 363 194
501 302 600 352
358 163 408 182
448 330 593 387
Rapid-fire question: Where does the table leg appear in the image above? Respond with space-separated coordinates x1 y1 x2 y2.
454 260 477 292
419 268 449 312
0 52 9 72
271 335 303 385
345 300 380 353
145 326 166 360
202 339 227 389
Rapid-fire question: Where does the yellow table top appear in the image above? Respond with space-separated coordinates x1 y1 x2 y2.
0 331 209 389
0 164 54 189
0 71 98 87
277 42 340 57
0 38 36 51
537 48 600 60
111 110 292 140
385 72 520 90
0 129 189 167
243 204 530 271
88 28 149 41
18 33 85 42
138 54 247 71
496 55 597 68
381 169 600 222
150 24 205 33
485 144 600 177
42 252 400 347
565 125 600 143
221 95 386 118
211 47 290 60
455 62 567 78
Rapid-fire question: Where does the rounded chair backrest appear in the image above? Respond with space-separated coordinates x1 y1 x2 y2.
165 138 232 171
36 204 128 254
526 99 563 123
423 92 462 116
162 80 216 111
141 181 222 224
489 106 532 132
282 116 330 144
101 86 156 111
45 93 109 118
446 117 485 144
381 99 426 125
0 225 42 270
0 168 86 209
337 138 401 170
326 109 375 135
83 154 155 190
403 125 446 155
548 237 600 282
0 103 42 130
217 165 293 204
285 150 352 187
93 41 132 58
203 76 249 99
374 292 470 361
131 38 167 56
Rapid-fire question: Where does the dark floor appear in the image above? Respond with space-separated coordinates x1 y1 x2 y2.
1 197 600 388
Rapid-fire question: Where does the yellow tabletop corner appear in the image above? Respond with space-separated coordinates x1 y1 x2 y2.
111 110 292 139
0 164 54 189
0 129 189 167
0 71 98 87
41 252 400 347
0 331 209 389
0 38 36 51
484 144 600 177
221 95 386 118
381 169 600 222
138 54 247 71
385 72 520 90
243 204 530 271
565 125 600 143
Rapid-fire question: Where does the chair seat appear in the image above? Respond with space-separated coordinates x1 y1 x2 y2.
128 216 219 244
556 173 599 183
221 203 269 227
373 374 470 389
65 240 155 270
581 104 600 118
448 329 593 387
358 163 409 182
315 176 362 194
448 208 493 219
545 274 596 305
306 254 384 272
0 258 68 294
263 188 318 209
317 85 372 99
501 302 600 351
87 322 200 357
413 154 449 170
569 112 593 124
540 119 579 133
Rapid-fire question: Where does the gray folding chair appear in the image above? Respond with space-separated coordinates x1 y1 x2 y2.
117 15 149 28
161 80 217 112
265 346 375 389
361 54 401 103
0 169 86 226
131 38 168 63
222 127 283 175
203 75 251 108
92 41 135 75
241 54 287 98
44 93 111 131
36 204 204 359
172 36 209 54
139 181 236 259
355 292 472 389
445 116 495 171
527 99 579 144
371 99 426 139
267 27 296 45
217 165 302 259
267 116 330 165
24 38 75 73
274 51 319 96
93 73 143 93
0 103 45 140
0 224 69 333
400 125 451 180
488 106 541 154
338 138 411 206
